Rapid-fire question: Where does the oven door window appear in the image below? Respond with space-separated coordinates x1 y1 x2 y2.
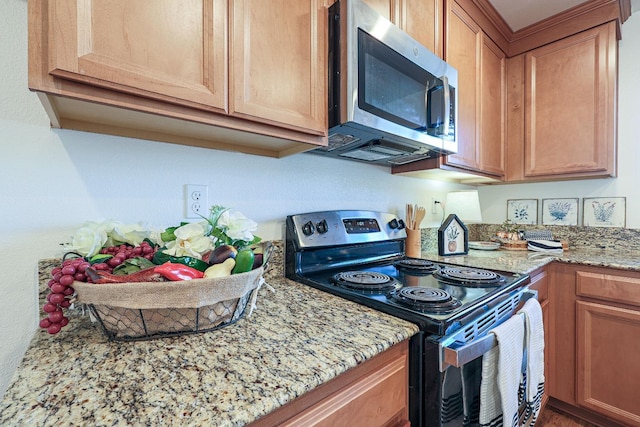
357 28 444 135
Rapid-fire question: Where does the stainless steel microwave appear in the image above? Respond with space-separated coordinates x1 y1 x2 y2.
311 0 458 166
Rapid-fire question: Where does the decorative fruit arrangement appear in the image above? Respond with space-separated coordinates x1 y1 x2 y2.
40 206 263 335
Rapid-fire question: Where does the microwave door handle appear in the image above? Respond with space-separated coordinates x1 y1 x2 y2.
441 75 450 137
424 81 430 131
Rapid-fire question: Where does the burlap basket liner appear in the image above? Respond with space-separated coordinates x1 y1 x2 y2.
74 266 263 309
73 266 263 340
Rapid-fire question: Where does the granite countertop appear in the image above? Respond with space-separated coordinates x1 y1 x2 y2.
421 247 640 275
0 252 419 427
2 243 639 426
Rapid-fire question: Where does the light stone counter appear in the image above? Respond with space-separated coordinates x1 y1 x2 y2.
421 247 640 275
3 243 638 426
0 251 419 427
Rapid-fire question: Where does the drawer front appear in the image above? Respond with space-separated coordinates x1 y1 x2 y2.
576 271 640 307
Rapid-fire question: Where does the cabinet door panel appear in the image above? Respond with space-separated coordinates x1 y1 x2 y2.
577 301 640 426
524 23 616 177
399 0 443 57
363 0 443 57
50 0 227 112
479 34 505 176
280 350 408 426
444 1 480 170
230 0 326 134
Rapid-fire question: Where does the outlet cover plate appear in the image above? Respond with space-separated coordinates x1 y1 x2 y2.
185 184 208 219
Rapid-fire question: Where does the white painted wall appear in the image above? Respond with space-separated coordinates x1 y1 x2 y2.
1 1 639 398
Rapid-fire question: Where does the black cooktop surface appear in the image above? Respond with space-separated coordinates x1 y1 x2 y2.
297 260 528 334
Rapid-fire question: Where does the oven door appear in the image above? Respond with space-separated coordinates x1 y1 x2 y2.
429 288 537 427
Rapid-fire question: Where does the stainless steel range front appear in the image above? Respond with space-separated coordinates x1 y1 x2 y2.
285 210 532 427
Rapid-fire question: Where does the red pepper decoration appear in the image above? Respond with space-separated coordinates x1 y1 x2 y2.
154 262 204 281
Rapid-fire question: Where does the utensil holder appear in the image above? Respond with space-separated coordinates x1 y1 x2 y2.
405 228 422 258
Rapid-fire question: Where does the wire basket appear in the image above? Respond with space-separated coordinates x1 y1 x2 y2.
74 266 264 341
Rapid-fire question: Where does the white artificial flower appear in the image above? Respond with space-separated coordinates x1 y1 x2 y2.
163 222 213 258
111 222 151 246
218 209 257 242
66 223 108 257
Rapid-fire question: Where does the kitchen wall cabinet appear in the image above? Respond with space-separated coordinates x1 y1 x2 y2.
362 0 443 57
391 0 505 183
248 340 410 427
548 264 639 427
442 0 505 178
505 22 618 182
28 0 327 158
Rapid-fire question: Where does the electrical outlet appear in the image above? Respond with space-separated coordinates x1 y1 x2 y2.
431 197 439 214
185 184 208 219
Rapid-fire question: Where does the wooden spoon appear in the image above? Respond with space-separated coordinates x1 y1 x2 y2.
415 206 426 228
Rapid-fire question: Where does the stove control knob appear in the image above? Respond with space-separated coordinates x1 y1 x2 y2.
397 219 406 229
302 221 315 236
316 219 328 234
388 218 399 229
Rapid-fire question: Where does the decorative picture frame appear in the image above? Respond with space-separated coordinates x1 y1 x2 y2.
438 214 469 256
542 198 579 226
583 197 626 227
507 199 538 225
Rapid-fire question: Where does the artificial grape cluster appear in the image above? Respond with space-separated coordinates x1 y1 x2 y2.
40 257 88 334
40 242 159 335
93 241 157 272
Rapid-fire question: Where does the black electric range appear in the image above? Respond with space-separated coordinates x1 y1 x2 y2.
284 210 531 427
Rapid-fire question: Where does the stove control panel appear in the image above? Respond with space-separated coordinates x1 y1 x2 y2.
287 210 407 248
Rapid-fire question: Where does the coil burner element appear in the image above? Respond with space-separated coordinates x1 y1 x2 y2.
395 258 438 274
331 271 400 293
388 287 462 313
434 266 505 287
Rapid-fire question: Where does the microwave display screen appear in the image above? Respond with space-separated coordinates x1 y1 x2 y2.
358 29 440 132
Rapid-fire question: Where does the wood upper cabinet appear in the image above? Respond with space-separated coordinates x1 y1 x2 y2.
442 0 505 178
230 0 326 133
49 0 228 113
506 22 618 181
362 0 443 57
29 0 327 158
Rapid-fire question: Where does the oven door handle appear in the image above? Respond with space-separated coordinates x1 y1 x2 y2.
439 289 537 371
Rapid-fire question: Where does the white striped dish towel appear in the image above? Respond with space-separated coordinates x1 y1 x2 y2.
479 314 525 427
518 298 545 426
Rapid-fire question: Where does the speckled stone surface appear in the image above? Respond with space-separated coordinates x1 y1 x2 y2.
3 239 640 426
422 224 640 252
471 224 640 252
421 247 640 274
0 243 419 427
420 224 640 272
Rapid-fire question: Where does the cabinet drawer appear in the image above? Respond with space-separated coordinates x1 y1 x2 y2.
280 351 408 427
576 271 640 307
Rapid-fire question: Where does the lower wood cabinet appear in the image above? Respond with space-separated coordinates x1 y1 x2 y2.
248 340 410 427
549 263 640 427
527 266 550 410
